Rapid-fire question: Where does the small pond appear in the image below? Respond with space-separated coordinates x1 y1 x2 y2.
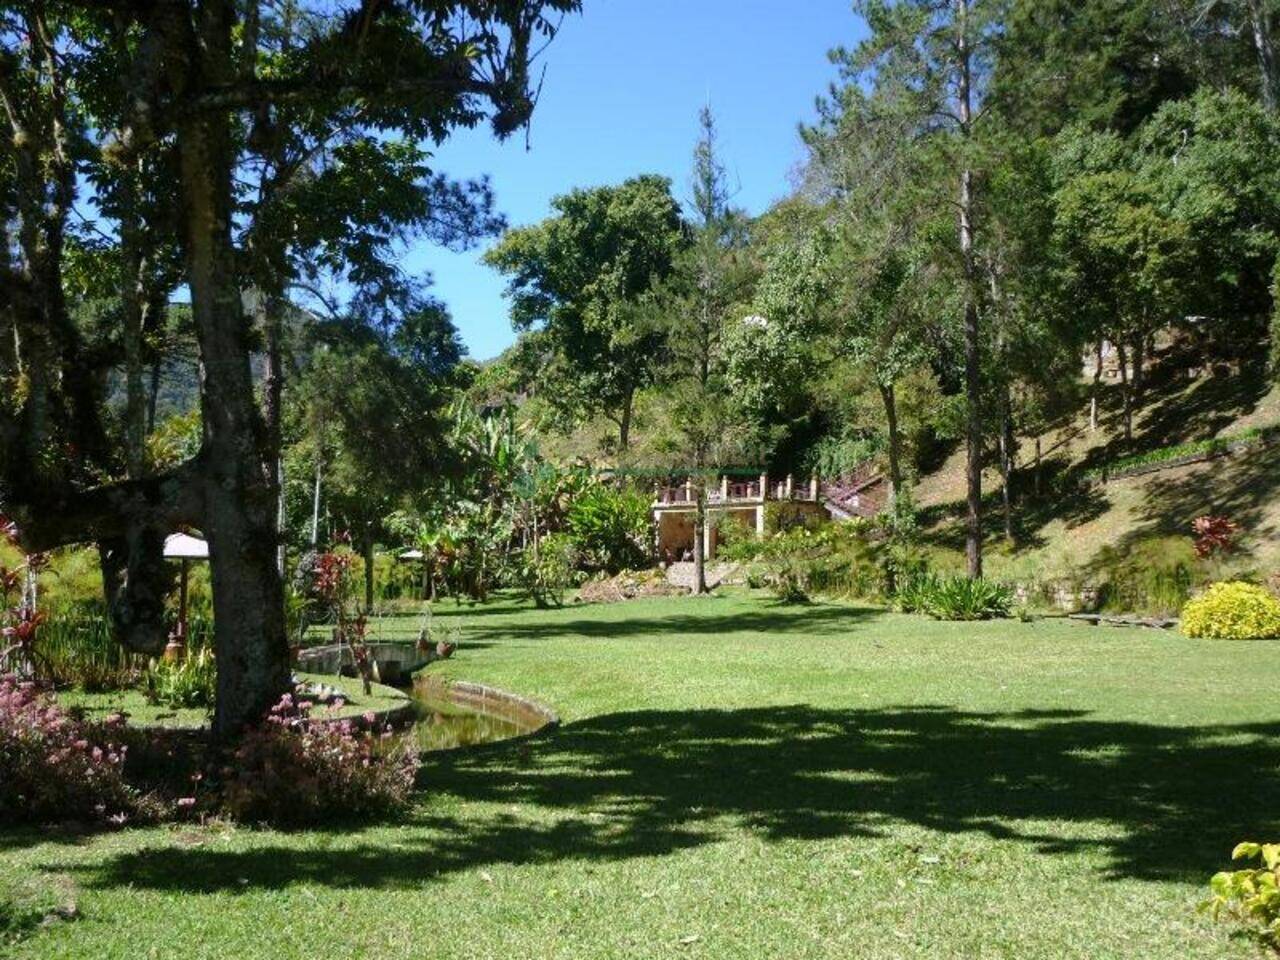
407 692 531 751
405 678 556 752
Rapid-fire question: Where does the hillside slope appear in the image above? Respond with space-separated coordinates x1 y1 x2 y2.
915 339 1280 589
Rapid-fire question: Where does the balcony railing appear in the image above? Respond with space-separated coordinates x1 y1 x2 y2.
654 476 820 507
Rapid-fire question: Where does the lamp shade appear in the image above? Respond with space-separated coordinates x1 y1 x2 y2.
163 533 209 560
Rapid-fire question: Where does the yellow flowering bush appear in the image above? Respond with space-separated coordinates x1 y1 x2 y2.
1181 582 1280 640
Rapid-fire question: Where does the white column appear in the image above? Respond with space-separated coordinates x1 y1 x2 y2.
755 504 766 536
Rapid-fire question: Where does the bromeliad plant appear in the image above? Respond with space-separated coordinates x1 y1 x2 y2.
0 519 51 682
1192 515 1239 560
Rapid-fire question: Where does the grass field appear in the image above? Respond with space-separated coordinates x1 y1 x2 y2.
4 590 1279 959
56 672 410 730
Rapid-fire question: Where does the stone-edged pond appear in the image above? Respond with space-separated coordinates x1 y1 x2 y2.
408 675 558 752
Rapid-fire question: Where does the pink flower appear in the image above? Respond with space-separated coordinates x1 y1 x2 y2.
176 797 196 809
362 711 377 725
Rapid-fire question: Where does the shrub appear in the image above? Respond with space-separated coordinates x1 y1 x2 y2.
566 485 651 573
1192 515 1239 559
0 674 134 823
220 693 419 825
755 528 827 603
894 572 938 615
143 648 216 709
1182 582 1280 639
898 574 1013 621
1203 842 1280 947
519 533 579 609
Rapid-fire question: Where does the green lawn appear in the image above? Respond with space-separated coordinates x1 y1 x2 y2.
4 590 1279 959
57 672 410 730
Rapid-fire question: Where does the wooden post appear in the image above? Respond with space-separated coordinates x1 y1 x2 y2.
809 476 819 500
720 475 729 499
759 472 769 501
785 474 794 498
165 557 190 662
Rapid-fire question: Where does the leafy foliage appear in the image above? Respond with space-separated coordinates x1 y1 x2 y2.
518 533 580 609
0 675 134 823
144 649 216 710
897 574 1014 621
1204 842 1280 948
1191 515 1239 560
484 176 684 449
565 485 651 574
1181 582 1280 640
220 694 419 826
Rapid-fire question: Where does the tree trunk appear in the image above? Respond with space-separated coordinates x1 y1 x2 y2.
1117 339 1133 443
1090 340 1103 431
692 479 707 595
119 160 149 480
1131 332 1145 409
97 528 172 657
957 0 982 580
878 381 904 506
1034 435 1042 497
999 404 1014 543
618 389 633 453
147 356 162 433
1248 0 1279 111
363 528 375 614
177 3 288 739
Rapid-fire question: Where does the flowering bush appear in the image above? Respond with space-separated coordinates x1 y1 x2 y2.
0 674 134 823
220 693 418 825
1181 582 1280 639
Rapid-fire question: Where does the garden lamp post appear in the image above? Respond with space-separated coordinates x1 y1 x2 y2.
163 532 209 661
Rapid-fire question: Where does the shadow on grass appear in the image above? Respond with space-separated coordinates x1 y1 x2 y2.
70 704 1280 892
464 601 883 642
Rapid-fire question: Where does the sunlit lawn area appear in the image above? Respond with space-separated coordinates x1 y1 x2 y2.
4 589 1279 958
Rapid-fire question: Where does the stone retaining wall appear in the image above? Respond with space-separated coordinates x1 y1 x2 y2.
413 675 560 738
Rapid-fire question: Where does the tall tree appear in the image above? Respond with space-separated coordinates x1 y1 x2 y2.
1 0 579 737
835 0 997 577
802 81 946 512
651 108 750 595
485 175 684 453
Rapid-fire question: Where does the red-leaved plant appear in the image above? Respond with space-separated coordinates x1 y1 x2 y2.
0 674 135 823
1192 515 1239 560
313 549 373 694
219 693 418 825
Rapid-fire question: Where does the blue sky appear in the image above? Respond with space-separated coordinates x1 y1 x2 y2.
407 0 864 360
